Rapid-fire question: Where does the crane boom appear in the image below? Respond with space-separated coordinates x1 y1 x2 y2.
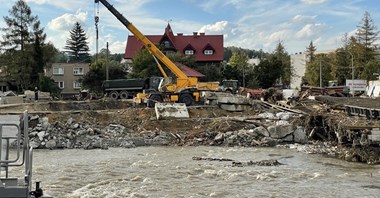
95 0 222 107
95 0 190 81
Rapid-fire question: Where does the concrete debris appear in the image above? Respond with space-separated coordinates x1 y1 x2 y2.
24 113 307 150
232 159 283 167
191 156 283 167
202 91 253 111
1 96 380 164
154 102 189 120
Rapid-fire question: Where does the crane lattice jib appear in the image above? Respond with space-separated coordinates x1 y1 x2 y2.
95 0 188 79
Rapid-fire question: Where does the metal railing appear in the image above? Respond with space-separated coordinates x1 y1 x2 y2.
0 111 32 192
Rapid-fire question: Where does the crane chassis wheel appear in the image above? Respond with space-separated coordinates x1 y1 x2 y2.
179 93 193 106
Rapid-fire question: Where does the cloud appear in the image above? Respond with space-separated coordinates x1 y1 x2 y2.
268 30 293 42
301 0 327 4
292 15 317 24
197 21 242 42
108 40 127 54
296 23 327 39
25 0 88 10
198 21 229 33
47 11 87 31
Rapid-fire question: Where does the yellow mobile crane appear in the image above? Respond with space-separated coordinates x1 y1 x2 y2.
95 0 219 106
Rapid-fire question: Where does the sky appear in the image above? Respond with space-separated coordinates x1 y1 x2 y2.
0 0 379 56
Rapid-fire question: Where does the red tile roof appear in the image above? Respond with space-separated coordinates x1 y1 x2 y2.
124 24 224 62
176 62 205 78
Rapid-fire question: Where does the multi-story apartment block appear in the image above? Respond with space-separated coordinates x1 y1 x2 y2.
290 52 307 90
45 63 89 98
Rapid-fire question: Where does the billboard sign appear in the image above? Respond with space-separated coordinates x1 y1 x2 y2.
346 79 367 91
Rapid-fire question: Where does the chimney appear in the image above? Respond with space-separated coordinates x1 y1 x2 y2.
200 32 205 36
193 32 198 36
177 33 183 36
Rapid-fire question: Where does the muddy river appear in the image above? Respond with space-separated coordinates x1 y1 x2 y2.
8 146 380 198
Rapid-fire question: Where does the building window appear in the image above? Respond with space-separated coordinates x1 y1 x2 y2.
56 81 64 89
163 40 171 48
73 81 81 89
204 50 213 55
185 50 194 55
53 67 64 75
73 67 84 75
165 51 175 55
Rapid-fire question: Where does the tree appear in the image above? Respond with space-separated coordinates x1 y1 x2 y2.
304 54 334 87
1 0 36 51
356 11 379 62
272 41 291 88
0 0 55 92
30 20 58 88
81 49 128 94
194 62 223 82
253 58 282 88
361 59 380 80
130 48 159 78
39 75 61 99
305 41 317 63
227 52 249 87
65 22 90 62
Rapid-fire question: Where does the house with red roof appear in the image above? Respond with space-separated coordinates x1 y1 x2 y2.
124 24 224 66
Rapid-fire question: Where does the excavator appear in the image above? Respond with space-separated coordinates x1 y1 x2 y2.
95 0 220 107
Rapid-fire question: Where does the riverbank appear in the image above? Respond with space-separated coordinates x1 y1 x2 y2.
2 99 380 164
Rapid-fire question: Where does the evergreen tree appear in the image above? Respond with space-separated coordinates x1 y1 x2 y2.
356 11 379 62
65 22 90 62
273 41 291 88
304 53 334 87
305 41 317 63
30 20 47 88
0 0 55 91
253 58 282 88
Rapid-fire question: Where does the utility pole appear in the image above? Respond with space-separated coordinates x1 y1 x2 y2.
106 42 109 80
319 59 322 88
95 5 99 65
348 51 354 96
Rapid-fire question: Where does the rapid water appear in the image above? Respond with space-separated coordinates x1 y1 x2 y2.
8 146 380 198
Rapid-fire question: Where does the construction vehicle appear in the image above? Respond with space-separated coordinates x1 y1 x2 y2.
102 77 163 99
95 0 219 106
219 79 239 94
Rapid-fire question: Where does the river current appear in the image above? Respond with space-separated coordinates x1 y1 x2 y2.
8 146 380 198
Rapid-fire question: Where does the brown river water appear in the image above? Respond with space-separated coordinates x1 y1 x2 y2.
7 146 380 198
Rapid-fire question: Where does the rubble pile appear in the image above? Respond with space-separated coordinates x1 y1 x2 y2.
3 98 379 164
25 111 308 150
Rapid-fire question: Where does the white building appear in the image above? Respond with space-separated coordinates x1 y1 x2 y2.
290 49 336 90
290 52 307 90
248 58 261 66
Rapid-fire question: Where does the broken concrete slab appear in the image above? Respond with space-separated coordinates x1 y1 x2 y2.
202 92 253 112
267 125 294 139
219 104 252 112
294 126 308 144
154 103 189 120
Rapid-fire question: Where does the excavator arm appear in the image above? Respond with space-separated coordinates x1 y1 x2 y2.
95 0 190 81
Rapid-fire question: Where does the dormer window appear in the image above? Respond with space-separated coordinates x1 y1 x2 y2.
204 49 214 55
163 40 171 48
185 50 194 55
